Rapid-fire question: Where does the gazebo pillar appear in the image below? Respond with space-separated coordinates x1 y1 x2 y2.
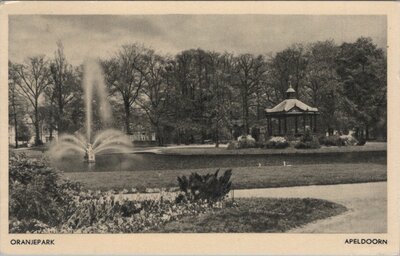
267 117 272 136
284 116 287 134
303 115 306 133
295 116 298 135
313 114 317 133
278 117 281 135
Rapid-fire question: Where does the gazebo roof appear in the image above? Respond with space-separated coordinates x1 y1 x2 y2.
265 85 319 115
266 98 318 114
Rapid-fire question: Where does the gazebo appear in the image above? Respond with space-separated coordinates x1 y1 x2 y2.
265 85 319 137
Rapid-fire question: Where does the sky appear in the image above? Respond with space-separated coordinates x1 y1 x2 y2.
9 15 387 65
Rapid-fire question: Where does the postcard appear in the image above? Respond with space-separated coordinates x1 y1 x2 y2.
0 1 399 255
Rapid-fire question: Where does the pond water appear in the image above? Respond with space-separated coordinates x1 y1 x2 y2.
52 151 386 173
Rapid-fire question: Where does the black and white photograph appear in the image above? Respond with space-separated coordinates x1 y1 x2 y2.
6 13 388 233
1 1 399 255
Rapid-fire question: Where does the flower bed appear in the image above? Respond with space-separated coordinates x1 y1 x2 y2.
265 136 289 149
9 153 233 234
33 191 224 233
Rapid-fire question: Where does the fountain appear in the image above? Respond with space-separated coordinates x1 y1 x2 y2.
49 59 132 163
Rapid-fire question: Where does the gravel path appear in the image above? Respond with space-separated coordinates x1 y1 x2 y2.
233 182 387 233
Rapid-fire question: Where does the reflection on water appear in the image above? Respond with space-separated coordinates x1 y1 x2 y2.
51 151 386 173
87 162 96 172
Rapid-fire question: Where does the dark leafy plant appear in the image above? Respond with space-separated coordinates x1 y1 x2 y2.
357 137 366 146
9 153 82 232
177 169 232 202
295 130 320 149
237 135 256 149
9 154 230 234
319 135 345 147
227 141 240 150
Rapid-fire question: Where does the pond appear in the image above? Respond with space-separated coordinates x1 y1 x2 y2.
52 151 387 173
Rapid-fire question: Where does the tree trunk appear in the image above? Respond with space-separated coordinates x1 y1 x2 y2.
242 97 246 135
58 98 64 133
49 127 53 141
177 129 181 145
12 99 18 148
243 94 249 135
34 100 41 146
14 116 18 148
215 120 220 148
124 100 131 135
365 123 369 141
156 126 163 146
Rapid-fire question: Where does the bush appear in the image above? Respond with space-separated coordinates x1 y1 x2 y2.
237 135 256 148
254 141 266 148
356 137 366 146
227 140 239 150
265 136 289 149
177 169 232 202
9 153 82 233
9 154 232 234
295 130 320 149
340 134 358 146
319 135 345 147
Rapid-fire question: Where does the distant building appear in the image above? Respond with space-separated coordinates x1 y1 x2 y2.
8 124 58 147
129 131 156 142
265 85 319 137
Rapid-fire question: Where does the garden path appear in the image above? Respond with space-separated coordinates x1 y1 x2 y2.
233 181 387 233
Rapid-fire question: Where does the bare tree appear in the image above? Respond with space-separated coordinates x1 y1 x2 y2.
103 44 149 134
233 54 267 135
137 52 170 145
205 52 234 147
13 56 51 145
49 41 79 134
8 61 25 148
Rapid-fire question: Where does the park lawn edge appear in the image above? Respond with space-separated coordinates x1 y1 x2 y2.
146 197 348 233
156 143 386 156
62 163 387 191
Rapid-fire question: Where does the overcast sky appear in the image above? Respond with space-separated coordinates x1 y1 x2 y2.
9 15 386 65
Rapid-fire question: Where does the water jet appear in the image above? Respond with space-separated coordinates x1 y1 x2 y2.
49 59 132 164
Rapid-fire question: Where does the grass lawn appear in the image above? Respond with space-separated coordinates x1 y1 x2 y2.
147 198 347 232
158 142 387 155
63 163 387 191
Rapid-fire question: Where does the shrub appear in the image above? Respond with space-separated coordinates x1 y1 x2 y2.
356 137 366 146
227 140 239 150
177 169 232 202
9 154 232 234
319 135 345 147
266 136 289 149
295 130 320 149
9 153 81 233
237 135 256 148
340 134 358 146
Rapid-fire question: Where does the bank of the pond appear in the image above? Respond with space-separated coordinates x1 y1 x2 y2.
156 142 386 155
63 163 387 191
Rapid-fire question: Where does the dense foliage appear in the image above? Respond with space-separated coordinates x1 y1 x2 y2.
9 153 82 232
237 135 256 149
9 154 232 233
295 130 321 149
319 135 345 147
9 37 386 146
177 169 232 202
